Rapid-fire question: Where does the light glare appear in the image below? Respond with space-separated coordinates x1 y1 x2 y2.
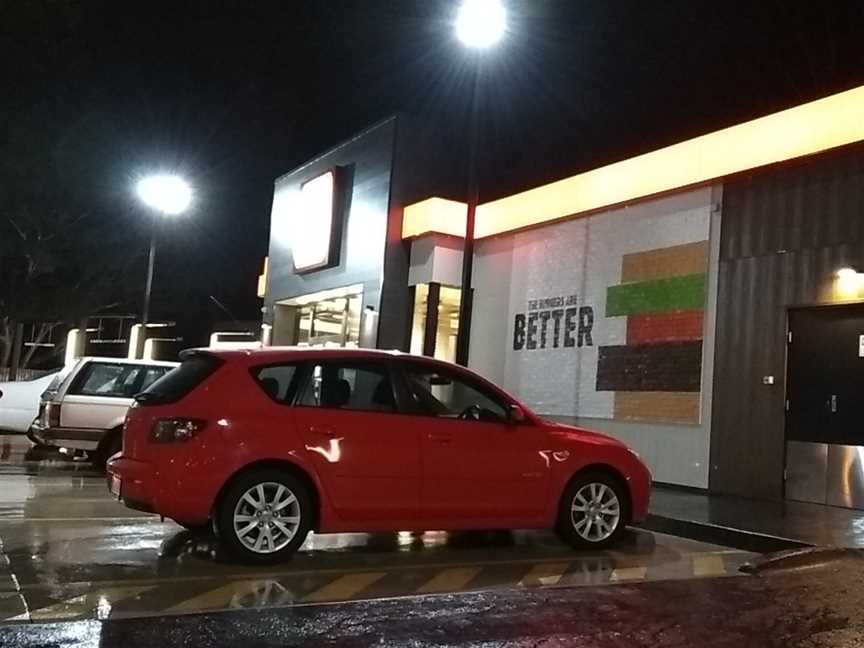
292 171 335 271
456 0 506 49
137 175 192 215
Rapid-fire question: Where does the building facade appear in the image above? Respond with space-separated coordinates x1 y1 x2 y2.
263 85 864 507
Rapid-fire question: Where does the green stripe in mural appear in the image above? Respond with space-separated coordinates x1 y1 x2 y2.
606 274 707 317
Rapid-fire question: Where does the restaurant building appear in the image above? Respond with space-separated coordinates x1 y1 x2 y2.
262 84 864 507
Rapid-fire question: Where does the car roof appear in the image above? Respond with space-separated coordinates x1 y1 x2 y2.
187 347 452 367
76 356 179 367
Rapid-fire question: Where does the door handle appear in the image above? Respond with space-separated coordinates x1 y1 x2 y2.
428 433 452 444
309 426 336 437
831 395 838 413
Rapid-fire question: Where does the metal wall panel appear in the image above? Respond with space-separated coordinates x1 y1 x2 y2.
710 145 864 499
785 441 828 505
827 445 864 509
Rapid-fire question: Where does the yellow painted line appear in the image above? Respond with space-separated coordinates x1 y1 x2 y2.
416 567 481 594
609 567 647 582
12 585 155 621
9 553 591 591
520 562 570 587
168 579 265 612
303 572 386 603
692 554 728 577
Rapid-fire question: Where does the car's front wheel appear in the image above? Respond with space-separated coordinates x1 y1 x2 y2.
216 469 312 564
557 471 628 549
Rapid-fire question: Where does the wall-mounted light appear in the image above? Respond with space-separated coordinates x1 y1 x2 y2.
835 267 863 300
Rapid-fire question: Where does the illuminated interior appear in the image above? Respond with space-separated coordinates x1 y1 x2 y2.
409 284 461 362
402 83 864 240
278 284 363 348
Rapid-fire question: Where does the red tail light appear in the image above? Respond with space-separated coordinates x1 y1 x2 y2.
151 418 206 443
47 403 61 428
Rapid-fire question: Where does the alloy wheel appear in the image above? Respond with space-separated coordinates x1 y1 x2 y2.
569 482 621 543
232 482 301 554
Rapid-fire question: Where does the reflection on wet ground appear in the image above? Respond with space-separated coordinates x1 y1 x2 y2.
0 434 755 623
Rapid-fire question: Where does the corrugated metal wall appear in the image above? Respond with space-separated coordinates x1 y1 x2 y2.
711 145 864 499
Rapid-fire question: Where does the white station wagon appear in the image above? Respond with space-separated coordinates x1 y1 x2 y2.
30 357 177 467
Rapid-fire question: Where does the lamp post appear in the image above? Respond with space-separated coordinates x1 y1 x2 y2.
135 174 192 343
454 0 506 366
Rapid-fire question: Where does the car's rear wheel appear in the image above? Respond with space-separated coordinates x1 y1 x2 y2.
557 471 628 549
216 469 311 564
93 428 122 472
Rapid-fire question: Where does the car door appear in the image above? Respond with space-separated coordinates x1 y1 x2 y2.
292 359 420 523
397 361 550 524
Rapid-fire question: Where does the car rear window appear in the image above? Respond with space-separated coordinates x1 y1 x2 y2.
136 354 222 405
68 363 146 398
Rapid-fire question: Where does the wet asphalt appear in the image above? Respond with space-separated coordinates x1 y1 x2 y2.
4 556 864 647
5 433 852 646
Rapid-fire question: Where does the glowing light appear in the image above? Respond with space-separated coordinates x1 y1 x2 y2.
257 257 270 298
402 197 468 239
402 83 864 240
835 267 863 300
292 171 336 271
136 175 192 215
455 0 506 49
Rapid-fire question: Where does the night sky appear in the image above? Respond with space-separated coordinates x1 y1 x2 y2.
4 0 864 349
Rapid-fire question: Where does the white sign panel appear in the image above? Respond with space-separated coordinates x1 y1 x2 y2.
292 171 336 272
859 334 864 358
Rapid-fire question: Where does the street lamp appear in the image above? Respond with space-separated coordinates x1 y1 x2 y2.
135 174 192 338
455 0 507 49
453 0 506 366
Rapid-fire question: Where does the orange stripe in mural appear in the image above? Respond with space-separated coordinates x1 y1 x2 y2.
626 310 704 346
614 392 701 424
621 241 708 283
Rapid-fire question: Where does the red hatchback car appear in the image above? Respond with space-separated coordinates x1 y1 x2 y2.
108 348 651 563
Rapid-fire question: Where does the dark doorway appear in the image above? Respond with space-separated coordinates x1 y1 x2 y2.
787 305 864 446
785 304 864 508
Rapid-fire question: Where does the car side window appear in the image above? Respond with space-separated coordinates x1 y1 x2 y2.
138 367 172 392
297 362 396 412
254 364 301 403
401 364 508 423
69 363 143 398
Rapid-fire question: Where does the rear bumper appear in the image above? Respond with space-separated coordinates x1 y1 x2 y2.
107 455 211 525
29 423 103 451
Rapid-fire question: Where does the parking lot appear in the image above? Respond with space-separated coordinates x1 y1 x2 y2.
0 434 757 624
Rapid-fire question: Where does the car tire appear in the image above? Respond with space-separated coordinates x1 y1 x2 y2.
93 429 122 472
216 469 312 565
556 471 629 550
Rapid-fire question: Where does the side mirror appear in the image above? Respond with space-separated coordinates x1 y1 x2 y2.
508 404 527 424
